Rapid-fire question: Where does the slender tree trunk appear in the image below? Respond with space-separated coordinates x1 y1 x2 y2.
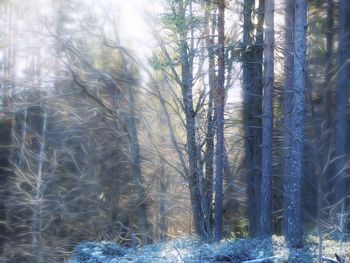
196 132 208 235
33 108 47 263
282 0 294 242
335 1 350 196
334 0 350 237
0 115 13 254
159 156 167 241
243 0 263 236
127 74 150 243
260 0 274 236
253 0 264 235
181 49 206 238
204 0 216 240
284 0 307 247
18 108 28 169
214 0 225 241
243 0 256 236
157 86 188 177
109 167 120 224
318 1 334 260
29 47 46 263
323 0 334 154
4 10 23 247
177 0 207 239
110 22 150 243
322 0 334 195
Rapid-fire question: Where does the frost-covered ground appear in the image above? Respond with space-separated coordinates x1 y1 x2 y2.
68 235 350 263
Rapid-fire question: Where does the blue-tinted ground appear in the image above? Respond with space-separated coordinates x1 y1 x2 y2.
68 236 350 263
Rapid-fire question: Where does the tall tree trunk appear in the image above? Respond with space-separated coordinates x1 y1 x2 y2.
334 0 350 238
110 23 150 244
33 48 46 263
18 108 28 169
0 116 13 255
204 0 216 240
322 0 334 159
181 44 206 238
214 0 225 241
33 108 47 263
178 0 207 239
318 1 334 260
260 0 274 236
282 0 294 242
243 0 263 237
284 0 307 247
159 156 167 241
127 72 149 244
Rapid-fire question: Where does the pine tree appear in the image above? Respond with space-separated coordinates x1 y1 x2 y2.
260 0 274 236
243 0 263 236
214 0 225 241
284 0 308 247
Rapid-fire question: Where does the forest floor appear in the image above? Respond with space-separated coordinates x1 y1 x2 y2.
67 235 350 263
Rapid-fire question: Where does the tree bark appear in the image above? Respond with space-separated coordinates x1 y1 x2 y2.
214 0 225 241
334 0 350 234
243 0 263 237
282 0 294 243
177 0 207 239
284 0 307 247
33 108 47 263
323 0 334 151
111 21 150 244
260 0 274 236
319 1 334 260
159 156 167 241
204 0 216 240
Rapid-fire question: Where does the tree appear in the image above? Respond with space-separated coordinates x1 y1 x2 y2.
152 0 213 239
282 0 294 240
321 0 334 178
203 0 216 240
242 0 263 236
333 0 350 237
111 20 150 245
318 1 334 260
260 0 274 236
284 0 308 247
32 102 47 263
214 0 225 241
178 0 208 239
0 0 14 254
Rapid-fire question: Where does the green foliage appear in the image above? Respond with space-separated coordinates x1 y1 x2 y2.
161 13 187 33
